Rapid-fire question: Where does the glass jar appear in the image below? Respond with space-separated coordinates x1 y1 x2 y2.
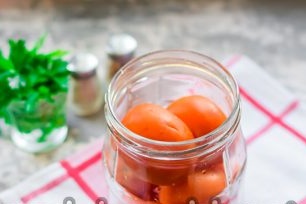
103 50 247 204
0 109 11 139
9 93 68 153
68 52 104 116
105 33 137 81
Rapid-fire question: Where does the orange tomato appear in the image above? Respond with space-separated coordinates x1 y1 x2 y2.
159 166 226 204
188 166 226 202
122 103 193 142
159 181 191 204
118 147 191 185
167 95 226 138
120 103 194 185
195 149 224 172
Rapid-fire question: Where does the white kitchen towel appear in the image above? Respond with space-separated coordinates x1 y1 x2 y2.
0 55 305 204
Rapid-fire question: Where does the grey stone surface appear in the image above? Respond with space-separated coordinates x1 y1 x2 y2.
0 0 306 192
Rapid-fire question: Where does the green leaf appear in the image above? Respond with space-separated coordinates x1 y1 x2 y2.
0 70 14 81
31 34 47 53
46 50 69 59
8 39 28 71
53 76 68 91
25 92 39 113
0 108 11 124
0 51 14 71
38 86 50 96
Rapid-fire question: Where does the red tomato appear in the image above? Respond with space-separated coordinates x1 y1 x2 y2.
122 103 193 142
115 156 156 201
167 95 226 138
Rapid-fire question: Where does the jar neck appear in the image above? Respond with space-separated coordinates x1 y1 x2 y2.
105 50 241 160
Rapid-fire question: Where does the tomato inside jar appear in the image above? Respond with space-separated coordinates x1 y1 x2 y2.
103 50 247 204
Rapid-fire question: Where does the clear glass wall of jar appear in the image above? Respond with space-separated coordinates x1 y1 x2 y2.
103 50 247 204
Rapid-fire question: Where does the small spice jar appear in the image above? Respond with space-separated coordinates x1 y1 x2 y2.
68 53 103 116
105 33 137 81
103 50 247 204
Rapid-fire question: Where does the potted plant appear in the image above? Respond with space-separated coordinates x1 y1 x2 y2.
0 36 70 153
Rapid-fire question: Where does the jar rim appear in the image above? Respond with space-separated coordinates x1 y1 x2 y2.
106 49 240 151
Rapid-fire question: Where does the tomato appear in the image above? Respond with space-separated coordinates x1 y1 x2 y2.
159 166 226 204
120 103 194 185
118 148 191 185
188 166 226 202
115 155 156 201
167 95 226 138
159 181 191 204
122 103 193 142
194 149 224 172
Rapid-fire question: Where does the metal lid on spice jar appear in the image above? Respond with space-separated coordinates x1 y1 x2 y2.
105 33 137 58
67 52 99 79
105 34 137 81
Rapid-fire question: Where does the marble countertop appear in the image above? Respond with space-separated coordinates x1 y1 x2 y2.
0 0 306 192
